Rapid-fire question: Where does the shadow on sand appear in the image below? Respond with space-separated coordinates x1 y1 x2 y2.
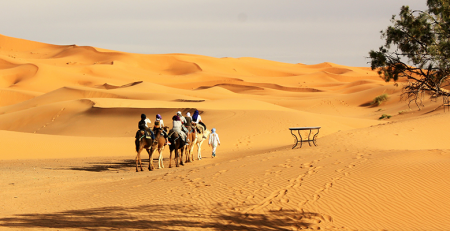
0 204 324 230
49 159 145 172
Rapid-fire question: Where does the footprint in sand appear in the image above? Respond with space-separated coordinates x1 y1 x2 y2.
315 188 324 194
312 219 322 224
322 215 333 222
276 189 288 198
293 183 302 188
313 194 320 201
298 199 308 207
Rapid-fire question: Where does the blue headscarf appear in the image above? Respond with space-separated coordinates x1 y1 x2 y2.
192 110 199 121
211 128 216 133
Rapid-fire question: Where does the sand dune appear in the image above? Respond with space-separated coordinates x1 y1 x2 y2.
0 88 38 106
1 34 450 230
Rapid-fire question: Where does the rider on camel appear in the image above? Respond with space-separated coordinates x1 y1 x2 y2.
177 111 187 124
169 115 188 145
138 114 155 141
185 112 196 140
192 110 207 139
154 114 169 145
178 111 192 142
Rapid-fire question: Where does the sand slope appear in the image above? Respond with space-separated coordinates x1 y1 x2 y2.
1 34 450 230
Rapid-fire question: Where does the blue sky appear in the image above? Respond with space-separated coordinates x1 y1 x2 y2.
1 0 427 67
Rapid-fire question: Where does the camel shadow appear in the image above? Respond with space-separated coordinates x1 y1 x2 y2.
0 204 323 230
53 159 143 172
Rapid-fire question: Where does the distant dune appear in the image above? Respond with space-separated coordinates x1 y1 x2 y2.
1 34 449 230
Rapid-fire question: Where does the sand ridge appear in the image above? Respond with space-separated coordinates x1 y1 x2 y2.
1 34 450 230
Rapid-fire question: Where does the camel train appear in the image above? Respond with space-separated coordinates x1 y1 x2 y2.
135 110 209 172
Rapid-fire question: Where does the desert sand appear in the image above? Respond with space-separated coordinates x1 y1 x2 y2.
1 33 450 230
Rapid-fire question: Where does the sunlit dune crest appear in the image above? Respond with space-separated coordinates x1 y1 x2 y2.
1 33 449 230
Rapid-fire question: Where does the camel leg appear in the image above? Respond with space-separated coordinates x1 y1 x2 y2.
136 149 143 172
161 149 165 168
185 133 190 163
185 146 190 163
190 140 196 162
135 152 139 172
175 148 179 167
169 149 173 168
147 148 154 171
158 148 164 169
180 147 185 166
197 141 203 160
189 136 196 162
180 146 184 166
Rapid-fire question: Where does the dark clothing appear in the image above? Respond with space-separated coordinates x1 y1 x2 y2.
199 121 206 130
138 120 155 140
138 120 146 131
185 117 192 127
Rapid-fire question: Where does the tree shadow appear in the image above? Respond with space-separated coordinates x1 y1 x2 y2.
0 204 324 230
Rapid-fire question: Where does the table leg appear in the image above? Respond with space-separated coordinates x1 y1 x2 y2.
307 129 312 146
291 130 298 149
312 129 320 146
297 130 303 148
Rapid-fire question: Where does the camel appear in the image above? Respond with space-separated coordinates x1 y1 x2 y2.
195 127 211 160
184 127 197 163
168 131 185 168
135 130 154 172
147 126 169 171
